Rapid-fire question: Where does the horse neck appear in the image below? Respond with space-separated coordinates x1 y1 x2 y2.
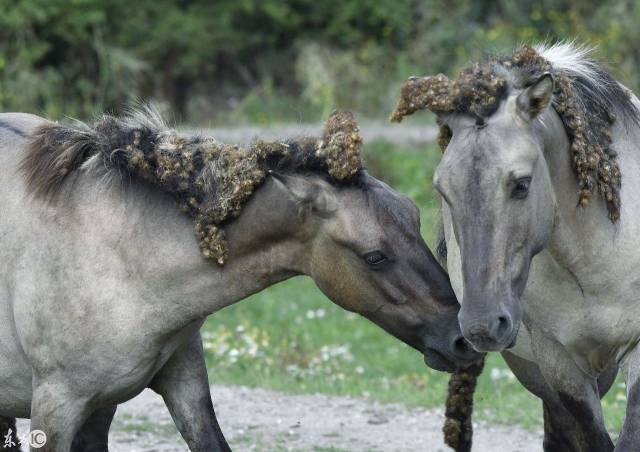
210 176 310 304
124 176 306 323
540 107 640 281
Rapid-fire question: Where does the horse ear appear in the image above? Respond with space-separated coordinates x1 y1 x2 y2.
271 173 337 218
516 72 554 120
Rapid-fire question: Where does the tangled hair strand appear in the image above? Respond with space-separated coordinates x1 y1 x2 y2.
443 357 485 452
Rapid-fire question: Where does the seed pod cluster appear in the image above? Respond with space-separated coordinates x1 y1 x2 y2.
552 74 621 220
390 67 507 125
318 110 363 180
391 45 623 222
443 356 485 452
389 74 459 122
105 111 363 264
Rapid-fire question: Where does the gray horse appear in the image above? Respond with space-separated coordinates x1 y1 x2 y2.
0 109 479 451
392 42 640 451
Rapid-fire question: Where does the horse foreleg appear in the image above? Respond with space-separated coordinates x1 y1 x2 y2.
529 331 613 452
503 351 582 451
29 379 90 452
616 345 640 451
149 331 231 452
504 350 617 452
542 363 617 452
70 405 116 452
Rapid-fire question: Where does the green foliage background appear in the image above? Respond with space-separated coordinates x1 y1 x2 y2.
2 0 639 123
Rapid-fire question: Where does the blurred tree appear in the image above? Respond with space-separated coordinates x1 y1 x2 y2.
0 0 638 122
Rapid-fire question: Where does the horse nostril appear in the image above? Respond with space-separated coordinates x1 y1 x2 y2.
496 315 511 339
451 335 474 358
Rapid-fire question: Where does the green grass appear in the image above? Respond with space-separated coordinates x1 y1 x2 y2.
202 140 627 432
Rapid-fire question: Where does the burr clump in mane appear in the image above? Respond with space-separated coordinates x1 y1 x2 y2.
21 109 363 264
391 42 640 222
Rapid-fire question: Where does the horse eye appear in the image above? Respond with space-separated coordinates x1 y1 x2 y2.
363 251 387 267
512 177 532 200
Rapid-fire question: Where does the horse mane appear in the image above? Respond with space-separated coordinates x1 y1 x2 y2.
21 107 364 264
534 41 640 129
391 41 640 222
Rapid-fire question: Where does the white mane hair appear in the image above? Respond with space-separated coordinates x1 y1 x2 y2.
533 40 639 127
534 41 599 82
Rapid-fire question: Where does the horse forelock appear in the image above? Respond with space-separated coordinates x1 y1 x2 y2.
394 42 639 223
21 108 364 264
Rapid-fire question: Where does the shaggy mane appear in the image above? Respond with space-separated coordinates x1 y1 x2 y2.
391 41 640 222
21 108 363 264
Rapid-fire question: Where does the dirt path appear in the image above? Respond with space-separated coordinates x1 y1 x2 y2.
18 385 541 451
184 122 438 146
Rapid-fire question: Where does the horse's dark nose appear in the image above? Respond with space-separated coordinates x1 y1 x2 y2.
460 311 515 352
449 334 481 362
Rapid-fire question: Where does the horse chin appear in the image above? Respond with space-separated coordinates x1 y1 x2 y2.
423 348 456 373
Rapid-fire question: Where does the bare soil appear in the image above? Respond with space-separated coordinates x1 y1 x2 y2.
18 384 541 451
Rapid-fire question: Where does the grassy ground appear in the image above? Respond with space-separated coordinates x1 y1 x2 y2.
202 141 627 432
